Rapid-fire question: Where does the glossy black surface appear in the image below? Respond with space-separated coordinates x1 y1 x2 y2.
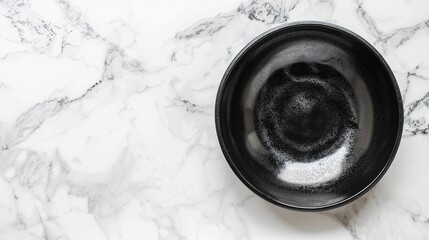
215 22 403 211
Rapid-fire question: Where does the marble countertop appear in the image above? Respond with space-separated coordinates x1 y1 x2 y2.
1 0 429 239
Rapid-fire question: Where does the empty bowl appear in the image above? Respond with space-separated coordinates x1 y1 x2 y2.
215 22 403 211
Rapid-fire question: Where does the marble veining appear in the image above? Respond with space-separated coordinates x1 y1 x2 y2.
0 0 429 239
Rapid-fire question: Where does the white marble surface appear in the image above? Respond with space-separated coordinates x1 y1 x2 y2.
0 0 429 239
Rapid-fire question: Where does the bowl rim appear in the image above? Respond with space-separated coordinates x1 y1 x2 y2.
215 21 404 211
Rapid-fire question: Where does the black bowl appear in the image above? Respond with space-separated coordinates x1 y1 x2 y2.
215 22 403 211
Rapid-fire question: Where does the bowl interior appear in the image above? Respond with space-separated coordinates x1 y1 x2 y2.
216 23 403 210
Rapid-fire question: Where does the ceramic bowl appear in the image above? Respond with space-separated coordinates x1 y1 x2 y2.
215 22 403 211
